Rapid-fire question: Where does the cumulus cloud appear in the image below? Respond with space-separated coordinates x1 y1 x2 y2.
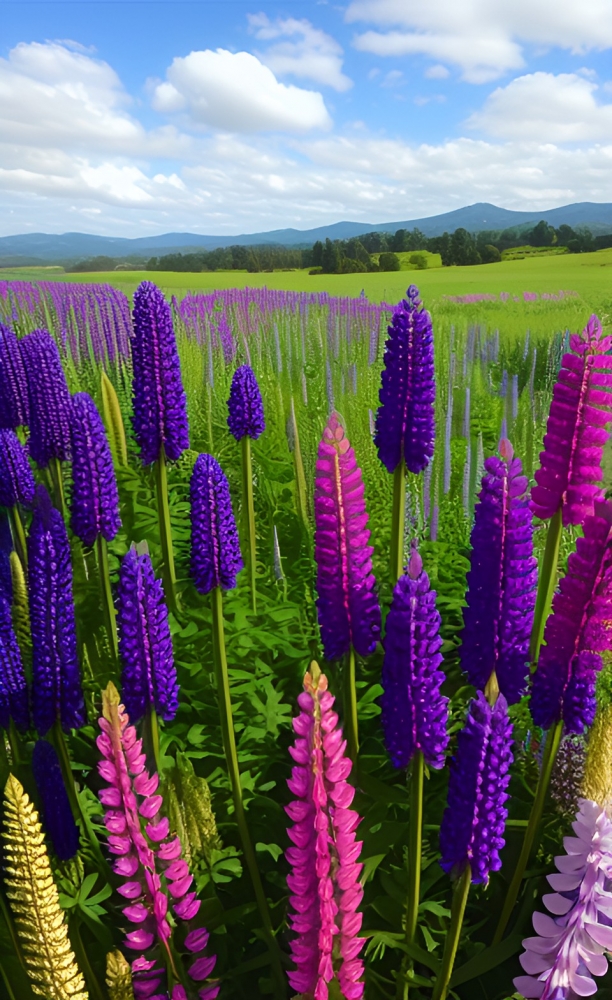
468 72 612 142
248 14 352 92
152 49 332 133
425 64 450 79
346 0 612 82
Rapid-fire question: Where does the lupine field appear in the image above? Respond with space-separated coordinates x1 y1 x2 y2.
0 273 611 1000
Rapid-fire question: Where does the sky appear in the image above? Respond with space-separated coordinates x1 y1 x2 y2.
1 0 612 237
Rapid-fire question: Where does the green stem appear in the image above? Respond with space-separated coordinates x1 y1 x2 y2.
398 751 424 1000
155 446 178 614
144 705 162 776
343 647 359 765
69 918 106 1000
289 396 309 531
391 459 406 583
492 719 563 945
8 507 27 573
7 721 21 769
0 960 17 1000
432 866 471 1000
49 457 66 520
0 887 26 974
529 508 563 664
241 436 257 613
211 586 286 997
95 535 118 663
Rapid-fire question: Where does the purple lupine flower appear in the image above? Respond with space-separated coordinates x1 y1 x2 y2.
70 392 121 546
515 798 612 999
0 430 35 508
190 454 243 594
28 485 84 735
286 665 365 1000
380 545 449 769
461 440 538 705
314 413 380 661
0 593 29 731
0 323 29 429
227 365 265 441
117 545 179 724
32 740 79 860
20 330 72 467
530 499 612 734
375 284 435 474
439 691 513 884
97 684 219 1000
131 281 190 465
531 314 612 526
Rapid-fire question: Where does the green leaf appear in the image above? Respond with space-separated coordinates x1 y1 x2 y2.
450 934 523 986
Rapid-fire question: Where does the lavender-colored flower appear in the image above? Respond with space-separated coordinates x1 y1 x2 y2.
131 281 190 465
227 365 265 441
380 546 449 769
20 330 72 467
28 485 85 735
375 285 435 474
461 440 538 704
0 323 29 429
315 413 380 661
439 692 513 884
117 545 179 724
550 735 586 820
531 314 612 526
0 593 29 731
190 454 243 594
530 499 612 734
32 740 79 860
0 430 35 508
515 798 612 999
70 393 121 546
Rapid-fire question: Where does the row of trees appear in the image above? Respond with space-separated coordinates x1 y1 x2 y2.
145 244 303 273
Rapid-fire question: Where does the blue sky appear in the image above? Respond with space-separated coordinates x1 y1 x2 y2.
1 0 611 236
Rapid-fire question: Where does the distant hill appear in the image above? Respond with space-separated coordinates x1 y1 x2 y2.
1 202 612 263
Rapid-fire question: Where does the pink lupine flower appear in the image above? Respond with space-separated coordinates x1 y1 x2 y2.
285 663 365 1000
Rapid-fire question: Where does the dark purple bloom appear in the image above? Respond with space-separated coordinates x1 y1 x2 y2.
461 441 538 705
190 454 243 594
32 740 79 860
20 330 72 467
380 546 449 769
0 593 29 731
0 430 35 508
28 486 85 735
227 365 266 441
70 392 121 546
117 545 179 723
439 692 513 884
375 285 436 474
0 323 29 429
315 413 381 660
131 281 189 465
530 499 612 734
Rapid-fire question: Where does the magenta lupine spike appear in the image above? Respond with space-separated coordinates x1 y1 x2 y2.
97 684 219 1000
314 413 380 660
515 798 612 999
530 498 612 734
531 314 612 526
286 664 365 1000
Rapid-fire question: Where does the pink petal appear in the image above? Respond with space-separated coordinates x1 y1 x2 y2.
125 929 155 950
189 955 217 981
146 818 170 842
157 836 182 860
185 929 209 953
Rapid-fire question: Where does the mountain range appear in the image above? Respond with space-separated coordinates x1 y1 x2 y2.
2 201 612 265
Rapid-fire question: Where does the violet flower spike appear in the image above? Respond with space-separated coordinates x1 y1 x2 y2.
380 545 449 769
0 429 35 508
314 413 380 660
286 664 365 1000
20 329 72 467
0 593 29 732
117 545 179 724
0 323 29 429
28 485 85 735
439 691 514 884
461 440 538 705
70 393 121 547
531 314 612 526
190 454 243 594
375 284 436 474
227 364 265 441
131 281 190 465
32 740 80 860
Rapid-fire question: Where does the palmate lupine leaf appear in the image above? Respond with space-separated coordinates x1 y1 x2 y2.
1 774 88 1000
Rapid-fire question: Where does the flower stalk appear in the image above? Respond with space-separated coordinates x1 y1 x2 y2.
529 508 563 664
155 445 178 613
241 435 257 612
96 535 118 663
431 865 471 1000
390 458 406 582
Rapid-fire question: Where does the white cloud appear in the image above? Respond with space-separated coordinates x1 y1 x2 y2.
346 0 612 82
468 72 612 141
152 49 332 133
248 14 352 92
425 64 450 79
